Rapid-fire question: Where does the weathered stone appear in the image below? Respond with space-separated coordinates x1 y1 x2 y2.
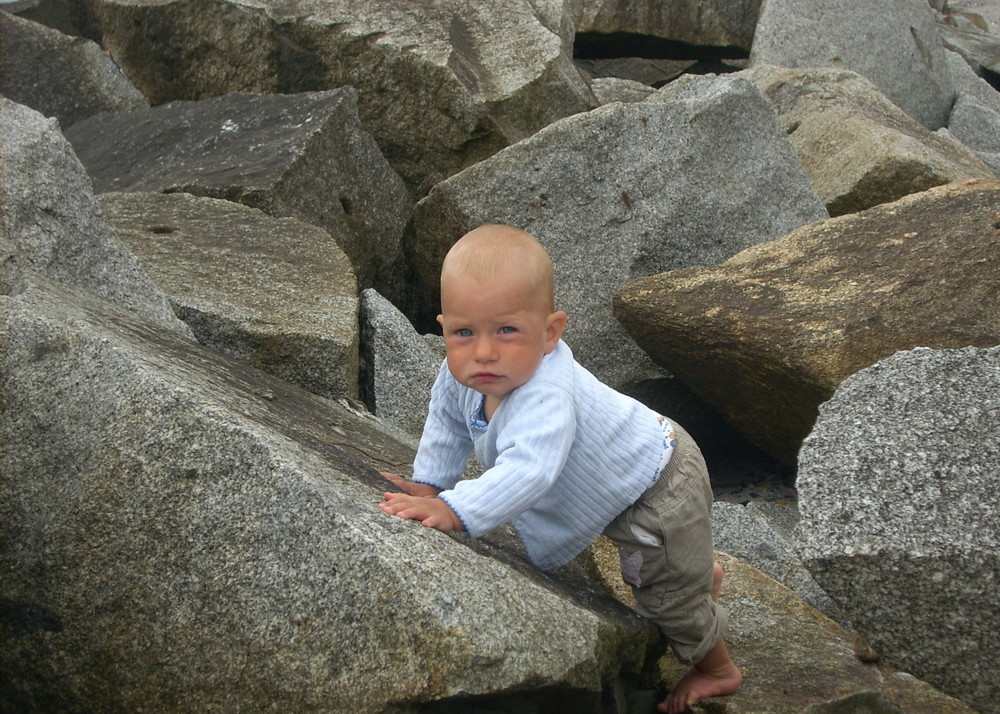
939 16 1000 77
711 502 845 624
0 278 659 713
573 0 762 51
100 192 360 401
590 76 656 104
614 178 1000 466
0 98 188 336
0 12 148 128
741 64 997 216
943 46 1000 114
64 88 412 302
3 0 81 35
583 545 977 713
575 57 698 88
75 0 597 198
948 93 1000 173
359 288 443 440
797 346 1000 713
750 0 956 129
407 75 827 391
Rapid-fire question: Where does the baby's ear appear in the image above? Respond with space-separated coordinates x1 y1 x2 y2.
436 314 445 329
545 310 568 352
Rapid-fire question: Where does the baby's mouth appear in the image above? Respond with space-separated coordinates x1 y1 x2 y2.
472 372 501 383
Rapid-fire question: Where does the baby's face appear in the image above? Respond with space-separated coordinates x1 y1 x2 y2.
437 272 563 402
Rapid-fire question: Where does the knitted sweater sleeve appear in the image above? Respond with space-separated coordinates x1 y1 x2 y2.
411 361 473 490
438 383 576 538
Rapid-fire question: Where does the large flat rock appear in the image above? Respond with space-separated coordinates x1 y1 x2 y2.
1 277 659 712
614 179 1000 466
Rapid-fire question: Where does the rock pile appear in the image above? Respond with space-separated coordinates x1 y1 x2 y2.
3 0 999 711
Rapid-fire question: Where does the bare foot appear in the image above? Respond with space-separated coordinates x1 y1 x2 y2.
658 563 742 713
658 644 743 713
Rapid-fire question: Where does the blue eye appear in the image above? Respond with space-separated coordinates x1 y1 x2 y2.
499 326 517 334
457 328 473 337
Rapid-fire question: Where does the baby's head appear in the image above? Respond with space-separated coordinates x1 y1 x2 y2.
437 225 567 400
440 224 555 313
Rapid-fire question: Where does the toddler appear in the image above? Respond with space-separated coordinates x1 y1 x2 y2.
378 224 742 712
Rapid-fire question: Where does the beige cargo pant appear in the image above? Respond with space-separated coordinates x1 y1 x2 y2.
602 420 728 664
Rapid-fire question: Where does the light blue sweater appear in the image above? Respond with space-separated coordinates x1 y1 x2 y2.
412 340 666 570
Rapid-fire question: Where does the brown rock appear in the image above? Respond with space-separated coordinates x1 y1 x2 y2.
614 179 1000 466
741 65 997 216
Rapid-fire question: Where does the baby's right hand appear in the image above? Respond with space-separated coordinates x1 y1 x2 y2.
379 471 442 498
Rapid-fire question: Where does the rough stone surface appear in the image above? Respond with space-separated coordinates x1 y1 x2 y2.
591 76 656 104
750 0 957 129
942 46 1000 114
948 92 1000 174
64 88 412 302
407 75 827 391
4 0 82 35
0 279 659 713
575 57 697 88
741 64 997 216
796 346 1000 713
583 545 977 713
359 288 443 440
76 0 598 198
0 98 189 336
100 192 360 401
711 502 845 624
939 15 1000 76
0 12 148 128
614 178 1000 466
573 0 762 51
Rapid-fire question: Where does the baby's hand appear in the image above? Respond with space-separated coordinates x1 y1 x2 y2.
378 492 464 533
379 471 442 498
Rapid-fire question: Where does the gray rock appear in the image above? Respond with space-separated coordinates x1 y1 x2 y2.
615 178 1000 466
3 0 81 35
591 76 657 105
76 0 598 198
407 75 827 391
0 12 148 128
796 346 1000 713
0 278 659 713
943 46 1000 114
741 64 997 216
711 502 844 623
0 98 189 336
585 544 977 713
100 192 360 401
948 92 1000 173
575 57 698 88
938 16 1000 76
64 88 412 302
573 0 762 51
800 691 906 714
359 288 443 440
750 0 956 129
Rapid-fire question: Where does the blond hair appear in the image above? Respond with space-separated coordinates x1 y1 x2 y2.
441 224 555 312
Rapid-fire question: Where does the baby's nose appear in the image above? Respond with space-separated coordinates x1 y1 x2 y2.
474 337 497 360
